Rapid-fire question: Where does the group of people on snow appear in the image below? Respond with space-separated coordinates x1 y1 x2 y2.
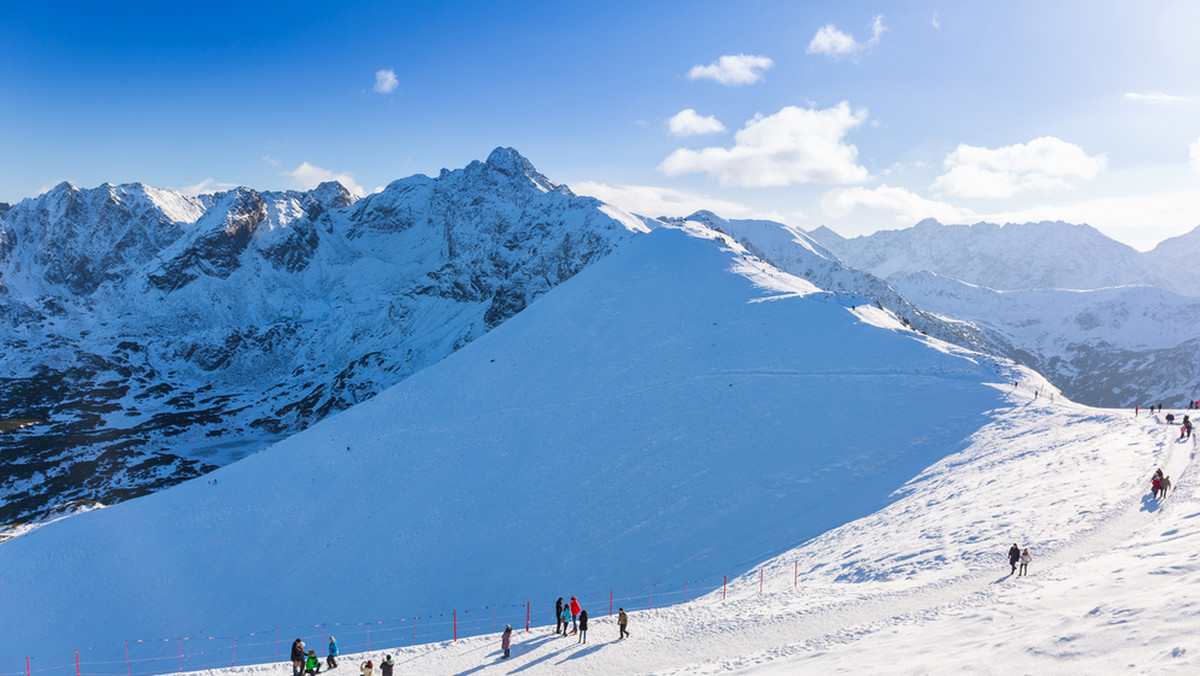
290 637 367 675
1007 543 1032 577
1180 415 1193 440
555 596 591 643
1152 468 1173 499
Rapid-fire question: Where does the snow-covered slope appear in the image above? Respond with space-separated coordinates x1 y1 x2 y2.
0 223 1010 669
809 218 1180 293
0 148 646 528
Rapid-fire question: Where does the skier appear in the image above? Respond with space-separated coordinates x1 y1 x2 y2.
304 650 321 675
501 624 512 659
555 597 564 635
291 639 306 676
618 607 630 639
1008 544 1021 574
570 596 581 634
578 609 589 644
327 636 338 669
379 656 393 676
1019 548 1031 576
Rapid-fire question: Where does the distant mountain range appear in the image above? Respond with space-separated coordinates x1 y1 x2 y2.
3 148 1195 529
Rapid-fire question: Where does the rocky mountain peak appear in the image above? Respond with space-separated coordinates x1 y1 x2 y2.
484 146 574 196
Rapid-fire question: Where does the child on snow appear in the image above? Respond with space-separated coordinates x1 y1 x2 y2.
304 650 321 675
1019 548 1031 576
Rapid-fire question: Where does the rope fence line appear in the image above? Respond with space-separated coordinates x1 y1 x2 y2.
20 564 807 676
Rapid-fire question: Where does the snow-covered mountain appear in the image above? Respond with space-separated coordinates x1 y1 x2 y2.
1145 224 1200 297
892 271 1200 407
0 219 1011 669
802 218 1200 407
809 218 1181 293
0 148 647 529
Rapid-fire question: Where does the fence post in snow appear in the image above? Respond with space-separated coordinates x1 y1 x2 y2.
27 656 30 676
125 641 130 676
178 638 182 673
453 610 457 642
275 628 279 663
723 575 727 600
367 623 371 650
232 637 237 667
75 650 79 676
609 589 613 617
413 617 418 646
525 603 530 632
759 569 763 594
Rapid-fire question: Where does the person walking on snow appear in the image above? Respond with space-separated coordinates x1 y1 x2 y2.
501 624 513 659
570 596 581 634
555 597 564 635
379 656 393 676
618 607 630 639
578 609 589 644
1162 475 1173 499
326 637 338 669
1008 544 1021 574
1153 474 1162 499
1019 548 1031 576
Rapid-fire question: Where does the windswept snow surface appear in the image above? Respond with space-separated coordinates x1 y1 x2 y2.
0 225 1010 670
189 398 1193 675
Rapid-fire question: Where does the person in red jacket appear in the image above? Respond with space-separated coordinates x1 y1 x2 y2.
569 596 581 634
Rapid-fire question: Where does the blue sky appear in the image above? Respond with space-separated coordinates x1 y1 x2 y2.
2 0 1198 249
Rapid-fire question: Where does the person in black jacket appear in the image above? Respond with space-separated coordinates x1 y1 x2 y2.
291 639 306 676
577 609 589 644
1008 544 1021 574
379 656 393 676
555 597 564 635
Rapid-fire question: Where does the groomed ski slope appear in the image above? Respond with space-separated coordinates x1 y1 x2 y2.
190 399 1195 675
1 223 1012 667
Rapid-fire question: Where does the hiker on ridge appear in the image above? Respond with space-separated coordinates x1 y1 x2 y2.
1008 544 1021 574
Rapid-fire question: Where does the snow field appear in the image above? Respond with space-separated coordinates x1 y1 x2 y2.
182 400 1188 674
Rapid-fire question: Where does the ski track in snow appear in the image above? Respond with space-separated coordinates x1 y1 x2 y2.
182 399 1197 675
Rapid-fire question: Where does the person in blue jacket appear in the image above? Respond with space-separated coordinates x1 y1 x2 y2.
559 602 571 637
327 636 338 669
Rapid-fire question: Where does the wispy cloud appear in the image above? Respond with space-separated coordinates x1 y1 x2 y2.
822 184 971 224
1190 135 1200 170
179 178 238 196
931 11 941 29
659 102 870 187
668 109 727 137
687 54 774 86
262 155 281 167
573 181 785 222
1124 91 1188 103
932 136 1107 199
807 15 887 60
374 69 399 94
282 162 367 197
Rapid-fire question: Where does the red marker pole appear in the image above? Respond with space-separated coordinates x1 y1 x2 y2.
609 589 613 617
684 580 688 603
178 638 182 673
232 637 237 667
525 603 530 632
275 628 279 663
75 650 80 676
126 641 131 676
413 617 418 646
27 656 30 676
648 584 653 610
759 570 764 594
723 575 727 600
453 611 457 642
367 623 371 650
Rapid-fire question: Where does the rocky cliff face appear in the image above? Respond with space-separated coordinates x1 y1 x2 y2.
0 148 647 529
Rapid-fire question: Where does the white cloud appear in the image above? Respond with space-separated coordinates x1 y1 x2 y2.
179 178 238 196
807 15 886 60
932 12 941 29
668 109 727 137
932 136 1107 199
687 54 774 86
659 102 870 187
822 184 972 224
1124 91 1188 103
374 69 399 94
1190 135 1200 170
282 162 367 197
572 181 786 222
262 155 281 167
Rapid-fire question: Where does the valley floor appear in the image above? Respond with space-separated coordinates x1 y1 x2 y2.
185 395 1198 675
